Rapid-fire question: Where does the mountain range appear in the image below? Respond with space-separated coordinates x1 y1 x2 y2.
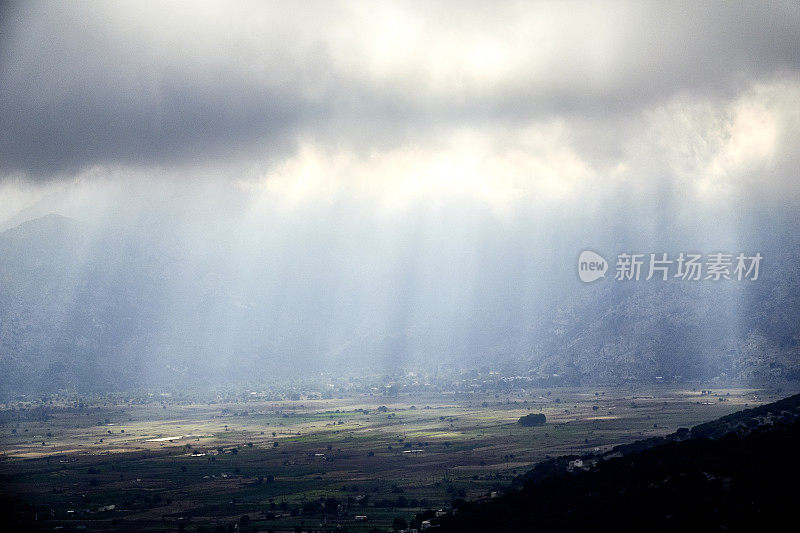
1 214 799 395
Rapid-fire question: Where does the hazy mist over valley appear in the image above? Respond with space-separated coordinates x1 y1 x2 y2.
1 199 799 395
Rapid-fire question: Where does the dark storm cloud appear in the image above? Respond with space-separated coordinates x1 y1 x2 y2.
0 2 312 177
0 0 798 181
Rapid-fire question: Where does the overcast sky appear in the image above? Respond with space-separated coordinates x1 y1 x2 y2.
1 1 798 217
1 1 799 382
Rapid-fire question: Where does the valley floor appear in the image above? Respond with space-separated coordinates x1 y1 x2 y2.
0 386 786 531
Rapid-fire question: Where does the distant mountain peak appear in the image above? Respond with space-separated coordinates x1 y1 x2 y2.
1 213 84 236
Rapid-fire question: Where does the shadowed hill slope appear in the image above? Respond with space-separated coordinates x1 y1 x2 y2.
440 393 800 532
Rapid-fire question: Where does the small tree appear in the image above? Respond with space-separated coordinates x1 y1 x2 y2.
517 413 546 427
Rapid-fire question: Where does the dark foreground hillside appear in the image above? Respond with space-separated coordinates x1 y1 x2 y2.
440 393 800 533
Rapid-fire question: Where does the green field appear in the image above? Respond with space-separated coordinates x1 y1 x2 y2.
0 387 781 531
